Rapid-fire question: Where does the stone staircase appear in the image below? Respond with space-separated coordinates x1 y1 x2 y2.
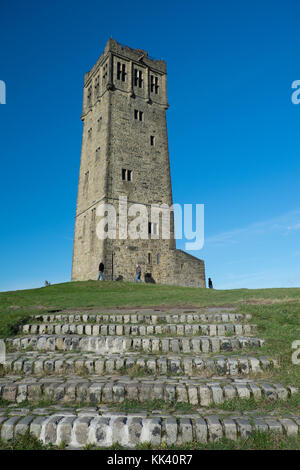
0 308 299 448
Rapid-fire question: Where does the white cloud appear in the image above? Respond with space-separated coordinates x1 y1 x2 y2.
287 222 300 231
206 209 300 247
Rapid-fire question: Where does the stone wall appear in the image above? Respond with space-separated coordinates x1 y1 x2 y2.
72 39 206 288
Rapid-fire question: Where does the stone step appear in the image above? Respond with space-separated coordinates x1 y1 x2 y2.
6 335 265 353
0 376 297 406
33 312 252 324
0 409 299 448
2 352 277 376
21 323 257 337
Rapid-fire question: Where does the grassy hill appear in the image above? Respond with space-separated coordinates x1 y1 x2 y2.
0 280 300 337
0 281 300 449
0 280 299 337
0 281 300 384
1 280 300 309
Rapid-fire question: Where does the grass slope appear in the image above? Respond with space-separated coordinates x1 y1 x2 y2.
0 430 300 450
1 280 300 309
0 281 300 450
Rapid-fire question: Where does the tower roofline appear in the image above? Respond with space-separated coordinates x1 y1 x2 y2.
84 38 166 86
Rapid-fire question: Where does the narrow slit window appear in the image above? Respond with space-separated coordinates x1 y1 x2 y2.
134 110 143 121
91 208 96 246
149 222 158 236
150 135 155 146
148 253 152 264
122 63 126 81
94 77 99 96
151 75 159 94
117 62 126 81
87 86 92 106
83 171 89 197
91 208 96 227
102 62 108 80
117 62 121 80
122 169 132 181
134 69 143 88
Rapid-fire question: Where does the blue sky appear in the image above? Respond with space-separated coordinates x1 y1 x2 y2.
0 0 300 291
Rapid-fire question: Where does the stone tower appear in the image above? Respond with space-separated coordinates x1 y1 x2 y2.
72 39 206 287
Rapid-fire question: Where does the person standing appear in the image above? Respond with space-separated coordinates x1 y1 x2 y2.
136 264 142 283
97 261 105 281
208 277 213 289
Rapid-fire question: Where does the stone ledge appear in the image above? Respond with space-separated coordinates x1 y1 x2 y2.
2 353 277 376
21 323 257 337
6 335 265 353
0 377 296 406
32 312 252 324
0 412 299 447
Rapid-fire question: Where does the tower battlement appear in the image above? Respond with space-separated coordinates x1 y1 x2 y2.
84 38 166 87
82 38 168 121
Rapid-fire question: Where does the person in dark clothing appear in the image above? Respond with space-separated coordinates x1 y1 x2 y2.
208 277 213 289
135 264 142 283
97 261 105 281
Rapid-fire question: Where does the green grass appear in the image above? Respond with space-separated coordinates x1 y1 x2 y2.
106 399 195 414
0 280 300 336
0 282 299 401
2 280 300 310
83 432 300 450
134 432 300 450
1 281 299 392
209 395 300 414
2 393 299 416
0 430 57 450
237 302 300 392
0 281 300 450
104 395 300 416
0 430 299 450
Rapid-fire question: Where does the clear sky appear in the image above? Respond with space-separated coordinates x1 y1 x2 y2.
1 0 300 292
